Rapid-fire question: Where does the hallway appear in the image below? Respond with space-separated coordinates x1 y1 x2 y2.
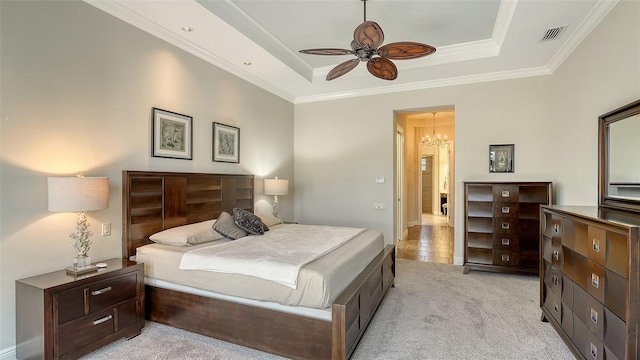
396 214 454 264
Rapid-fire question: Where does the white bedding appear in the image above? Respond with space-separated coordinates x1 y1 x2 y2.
179 224 366 288
136 224 384 309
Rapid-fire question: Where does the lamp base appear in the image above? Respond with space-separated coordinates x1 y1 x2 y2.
66 254 97 275
66 265 98 275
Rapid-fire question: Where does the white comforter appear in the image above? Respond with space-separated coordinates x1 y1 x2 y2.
179 224 366 289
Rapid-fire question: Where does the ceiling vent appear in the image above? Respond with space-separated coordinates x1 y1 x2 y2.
541 26 567 41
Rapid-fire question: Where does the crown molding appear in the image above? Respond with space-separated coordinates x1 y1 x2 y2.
294 66 552 104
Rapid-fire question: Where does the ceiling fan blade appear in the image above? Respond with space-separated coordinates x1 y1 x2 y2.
353 21 384 50
299 48 354 56
377 42 436 60
367 57 397 80
326 59 360 81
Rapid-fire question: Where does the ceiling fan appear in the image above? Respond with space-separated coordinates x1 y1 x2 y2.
299 0 436 81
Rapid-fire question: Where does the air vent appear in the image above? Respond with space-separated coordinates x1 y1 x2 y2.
541 26 567 41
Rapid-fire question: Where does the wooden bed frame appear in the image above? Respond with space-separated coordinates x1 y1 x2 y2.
122 170 395 359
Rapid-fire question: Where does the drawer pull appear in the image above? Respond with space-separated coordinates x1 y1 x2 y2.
501 206 510 213
501 190 510 197
592 239 600 252
553 303 559 313
553 250 559 261
93 314 113 326
501 223 510 230
590 343 597 359
501 254 510 262
553 224 560 234
553 276 559 287
501 238 510 246
91 286 112 296
590 308 598 324
591 273 599 288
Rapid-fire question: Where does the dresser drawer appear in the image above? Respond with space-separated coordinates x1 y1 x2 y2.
492 234 518 250
56 272 138 325
57 307 115 356
606 232 628 277
603 308 625 360
587 226 606 266
543 285 562 323
544 265 563 296
492 185 518 202
492 250 518 266
572 315 588 359
585 331 605 360
561 302 573 338
493 202 518 218
56 287 86 324
493 218 518 234
585 295 604 340
88 273 138 313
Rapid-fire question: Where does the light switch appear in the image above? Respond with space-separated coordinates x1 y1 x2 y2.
375 176 385 184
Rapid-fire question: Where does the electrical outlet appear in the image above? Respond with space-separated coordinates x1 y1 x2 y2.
102 223 111 236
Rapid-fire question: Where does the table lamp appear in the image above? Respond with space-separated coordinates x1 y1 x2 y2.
48 175 109 274
264 176 288 218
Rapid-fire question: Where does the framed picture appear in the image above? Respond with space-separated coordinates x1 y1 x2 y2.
212 122 240 163
489 144 514 173
152 108 193 160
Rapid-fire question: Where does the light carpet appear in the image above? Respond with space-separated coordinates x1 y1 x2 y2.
81 260 574 360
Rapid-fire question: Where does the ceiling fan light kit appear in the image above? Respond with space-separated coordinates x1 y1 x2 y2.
299 0 436 81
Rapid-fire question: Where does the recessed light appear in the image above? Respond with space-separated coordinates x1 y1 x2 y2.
243 61 252 66
181 26 193 33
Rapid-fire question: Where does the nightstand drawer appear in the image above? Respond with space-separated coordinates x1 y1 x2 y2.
57 272 138 324
88 273 138 313
58 307 115 356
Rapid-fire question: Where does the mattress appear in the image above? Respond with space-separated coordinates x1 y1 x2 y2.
136 224 385 309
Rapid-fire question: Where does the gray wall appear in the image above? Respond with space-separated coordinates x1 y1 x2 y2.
0 0 294 352
294 1 640 265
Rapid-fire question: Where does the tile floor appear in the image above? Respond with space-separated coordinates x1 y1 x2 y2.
396 214 454 264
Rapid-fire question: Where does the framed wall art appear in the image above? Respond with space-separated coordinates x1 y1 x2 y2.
489 144 514 173
152 108 193 160
212 122 240 163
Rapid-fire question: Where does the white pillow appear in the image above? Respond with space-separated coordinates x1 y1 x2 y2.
149 220 226 246
256 213 284 227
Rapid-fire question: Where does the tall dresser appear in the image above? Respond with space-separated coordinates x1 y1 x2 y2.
463 181 552 274
540 205 639 360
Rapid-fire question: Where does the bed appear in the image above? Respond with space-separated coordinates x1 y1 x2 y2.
122 170 395 360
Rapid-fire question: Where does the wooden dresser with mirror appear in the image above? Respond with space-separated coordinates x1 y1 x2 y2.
540 99 640 360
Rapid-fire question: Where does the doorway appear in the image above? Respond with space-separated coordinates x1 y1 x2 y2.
394 108 455 263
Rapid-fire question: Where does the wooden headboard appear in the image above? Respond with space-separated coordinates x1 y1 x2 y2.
122 170 254 259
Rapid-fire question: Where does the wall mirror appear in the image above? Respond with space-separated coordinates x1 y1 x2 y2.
599 98 640 212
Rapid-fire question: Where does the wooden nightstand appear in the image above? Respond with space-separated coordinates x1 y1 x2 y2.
16 258 144 360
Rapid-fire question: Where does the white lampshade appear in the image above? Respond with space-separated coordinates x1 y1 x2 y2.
48 177 109 212
264 178 288 196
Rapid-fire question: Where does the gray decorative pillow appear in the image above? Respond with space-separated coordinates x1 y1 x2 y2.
233 208 265 235
212 211 247 240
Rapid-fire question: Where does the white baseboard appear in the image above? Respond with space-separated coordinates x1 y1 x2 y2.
453 256 464 266
408 221 415 227
0 345 16 360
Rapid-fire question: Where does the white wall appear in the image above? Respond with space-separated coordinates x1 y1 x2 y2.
294 1 640 265
0 0 294 353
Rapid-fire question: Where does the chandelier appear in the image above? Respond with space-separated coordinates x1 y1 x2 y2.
422 112 448 148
